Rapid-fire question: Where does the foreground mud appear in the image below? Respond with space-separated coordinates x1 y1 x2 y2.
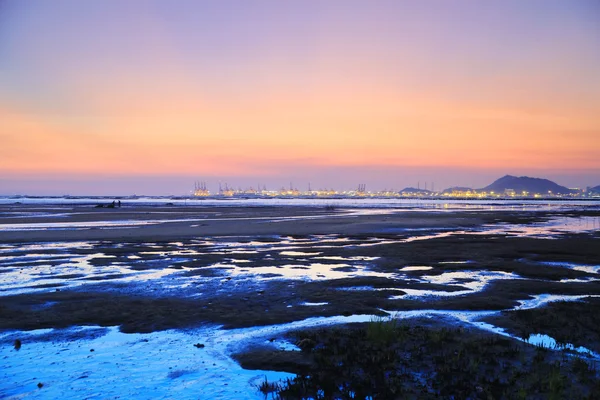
235 318 600 399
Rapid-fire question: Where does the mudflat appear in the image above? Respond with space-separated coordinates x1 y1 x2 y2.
2 203 600 398
0 204 496 242
1 203 599 333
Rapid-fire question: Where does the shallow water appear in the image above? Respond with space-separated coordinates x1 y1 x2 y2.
0 325 293 400
0 210 597 296
478 216 600 238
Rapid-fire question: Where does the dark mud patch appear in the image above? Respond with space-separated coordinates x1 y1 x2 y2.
329 266 358 273
3 274 600 333
34 273 86 280
234 348 312 375
87 256 119 266
0 279 397 332
181 267 231 278
0 326 109 346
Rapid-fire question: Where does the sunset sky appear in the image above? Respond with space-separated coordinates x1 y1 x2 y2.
1 0 599 195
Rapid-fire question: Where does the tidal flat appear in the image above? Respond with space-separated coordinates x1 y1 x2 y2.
1 202 599 398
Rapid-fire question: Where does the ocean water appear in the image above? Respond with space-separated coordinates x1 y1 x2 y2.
2 195 600 211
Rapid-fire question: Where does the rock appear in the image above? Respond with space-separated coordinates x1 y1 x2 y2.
194 343 205 348
14 339 21 350
37 382 43 389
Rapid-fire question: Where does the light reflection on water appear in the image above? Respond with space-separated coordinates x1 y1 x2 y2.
0 214 597 302
0 226 593 297
399 266 433 271
539 261 600 274
478 216 600 238
514 294 600 310
228 263 393 281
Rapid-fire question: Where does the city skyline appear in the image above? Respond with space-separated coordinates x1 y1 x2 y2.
1 1 599 195
1 170 597 197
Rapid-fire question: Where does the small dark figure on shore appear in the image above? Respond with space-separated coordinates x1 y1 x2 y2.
118 200 121 208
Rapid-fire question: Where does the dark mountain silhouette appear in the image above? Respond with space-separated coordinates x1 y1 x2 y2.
442 186 474 194
480 175 576 195
399 187 432 194
589 185 600 194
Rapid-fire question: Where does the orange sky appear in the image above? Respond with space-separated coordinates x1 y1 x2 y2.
3 86 598 175
1 1 599 194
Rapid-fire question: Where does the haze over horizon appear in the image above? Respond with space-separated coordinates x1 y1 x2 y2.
1 1 599 196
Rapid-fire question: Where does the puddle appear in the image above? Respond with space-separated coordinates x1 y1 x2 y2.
438 261 473 265
391 288 469 299
280 251 322 256
391 271 521 299
539 261 600 274
527 333 595 354
399 266 433 271
227 263 394 281
470 320 599 358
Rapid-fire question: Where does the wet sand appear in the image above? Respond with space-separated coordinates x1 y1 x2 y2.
0 204 496 243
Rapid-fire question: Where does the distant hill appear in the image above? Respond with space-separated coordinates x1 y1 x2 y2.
442 186 474 194
589 185 600 194
399 187 432 194
481 175 576 195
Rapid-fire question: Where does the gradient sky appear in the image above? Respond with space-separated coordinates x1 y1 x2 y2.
1 0 599 195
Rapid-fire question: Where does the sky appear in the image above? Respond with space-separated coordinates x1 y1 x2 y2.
1 0 599 195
